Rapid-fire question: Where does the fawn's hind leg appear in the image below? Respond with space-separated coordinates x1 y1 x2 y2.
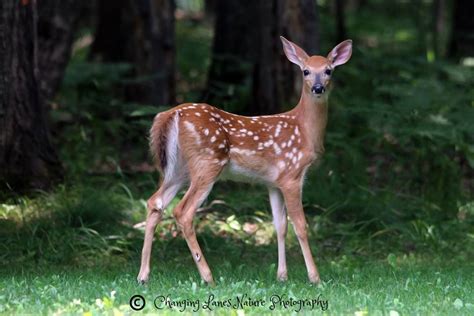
172 161 223 285
137 179 183 284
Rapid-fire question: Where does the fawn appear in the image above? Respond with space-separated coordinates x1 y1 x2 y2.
137 36 352 285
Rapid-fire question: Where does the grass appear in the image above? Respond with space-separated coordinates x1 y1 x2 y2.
1 179 473 315
1 251 473 315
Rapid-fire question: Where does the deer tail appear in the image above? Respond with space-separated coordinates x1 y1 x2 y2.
149 111 180 181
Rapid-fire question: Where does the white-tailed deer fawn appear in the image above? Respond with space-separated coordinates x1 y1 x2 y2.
137 36 352 285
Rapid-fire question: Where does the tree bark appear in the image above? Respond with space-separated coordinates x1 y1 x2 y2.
0 0 62 193
37 0 86 103
432 0 449 59
449 0 474 59
90 0 176 106
335 0 347 43
206 0 319 115
204 0 217 19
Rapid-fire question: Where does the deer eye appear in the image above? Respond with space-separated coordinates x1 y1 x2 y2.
325 69 332 76
303 70 310 76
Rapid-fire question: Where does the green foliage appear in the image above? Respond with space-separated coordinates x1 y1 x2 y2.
0 183 145 266
175 19 213 102
54 61 162 175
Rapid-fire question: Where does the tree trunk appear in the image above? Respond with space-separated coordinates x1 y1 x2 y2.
347 0 367 11
432 0 450 59
90 0 176 106
206 0 319 115
449 0 474 59
207 0 319 114
0 0 62 193
37 0 86 103
334 0 347 42
150 0 176 106
204 0 217 20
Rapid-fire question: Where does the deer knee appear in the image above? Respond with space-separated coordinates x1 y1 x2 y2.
174 212 194 236
173 206 191 228
291 218 308 241
173 206 183 223
295 228 308 242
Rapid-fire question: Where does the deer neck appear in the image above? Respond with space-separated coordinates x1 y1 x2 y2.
292 88 329 156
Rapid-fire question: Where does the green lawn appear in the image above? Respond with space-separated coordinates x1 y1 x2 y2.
1 249 473 315
1 178 473 315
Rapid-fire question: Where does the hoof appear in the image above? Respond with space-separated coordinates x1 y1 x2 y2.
277 271 288 282
137 271 150 285
207 279 216 287
309 274 321 284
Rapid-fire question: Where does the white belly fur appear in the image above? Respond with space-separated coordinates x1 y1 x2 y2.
218 159 278 185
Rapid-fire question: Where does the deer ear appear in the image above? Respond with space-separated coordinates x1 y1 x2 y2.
280 36 309 70
328 40 352 67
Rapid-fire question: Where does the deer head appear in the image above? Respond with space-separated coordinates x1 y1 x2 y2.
280 36 352 98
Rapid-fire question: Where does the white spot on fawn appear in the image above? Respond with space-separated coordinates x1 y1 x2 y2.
264 140 274 147
273 143 281 155
204 129 209 136
219 159 228 166
274 125 282 137
211 136 216 143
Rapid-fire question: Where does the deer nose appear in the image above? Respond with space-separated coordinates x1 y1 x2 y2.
311 84 325 95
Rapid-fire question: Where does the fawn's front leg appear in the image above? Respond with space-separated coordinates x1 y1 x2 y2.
280 180 320 283
269 187 288 281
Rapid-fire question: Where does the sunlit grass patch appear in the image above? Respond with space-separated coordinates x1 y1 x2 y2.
1 255 472 315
